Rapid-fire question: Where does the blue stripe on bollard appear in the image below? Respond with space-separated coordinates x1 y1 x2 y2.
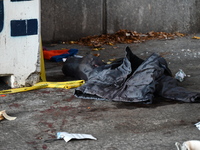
11 0 32 2
0 0 4 32
11 19 38 36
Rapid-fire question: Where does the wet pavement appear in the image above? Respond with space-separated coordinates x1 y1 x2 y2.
1 34 200 150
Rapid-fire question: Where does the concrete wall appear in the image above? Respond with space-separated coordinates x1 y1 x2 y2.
107 0 200 34
41 0 103 42
41 0 200 42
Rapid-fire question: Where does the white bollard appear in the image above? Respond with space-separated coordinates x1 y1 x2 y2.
0 0 41 88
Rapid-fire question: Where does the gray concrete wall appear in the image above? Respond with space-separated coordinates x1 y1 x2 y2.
107 0 200 34
41 0 200 42
41 0 103 42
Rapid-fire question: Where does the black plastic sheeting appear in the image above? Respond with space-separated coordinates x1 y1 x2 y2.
62 47 200 104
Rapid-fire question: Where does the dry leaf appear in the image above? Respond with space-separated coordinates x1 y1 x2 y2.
76 29 184 47
192 36 200 39
93 53 100 57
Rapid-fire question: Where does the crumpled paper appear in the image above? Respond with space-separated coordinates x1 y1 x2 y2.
175 69 186 82
57 132 97 143
195 122 200 130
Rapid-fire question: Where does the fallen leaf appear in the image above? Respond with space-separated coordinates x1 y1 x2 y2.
93 53 100 57
192 36 200 39
69 41 78 44
109 58 116 61
76 29 184 47
92 48 105 51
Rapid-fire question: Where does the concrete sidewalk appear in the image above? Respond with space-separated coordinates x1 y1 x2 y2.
1 34 200 150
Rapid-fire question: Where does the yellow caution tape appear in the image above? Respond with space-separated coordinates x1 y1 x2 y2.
0 84 48 94
35 80 85 89
0 80 85 94
40 36 47 82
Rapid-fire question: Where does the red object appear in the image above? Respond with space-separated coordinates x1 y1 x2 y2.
43 49 70 60
0 95 6 97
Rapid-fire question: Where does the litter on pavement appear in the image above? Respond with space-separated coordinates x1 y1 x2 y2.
175 69 187 82
195 122 200 130
43 48 78 62
0 110 16 121
57 132 97 143
175 140 200 150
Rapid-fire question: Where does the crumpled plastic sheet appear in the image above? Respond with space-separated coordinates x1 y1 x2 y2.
62 47 200 104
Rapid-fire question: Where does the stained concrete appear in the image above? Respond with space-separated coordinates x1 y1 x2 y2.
0 34 200 150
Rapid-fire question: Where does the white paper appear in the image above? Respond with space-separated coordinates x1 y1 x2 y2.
195 122 200 130
57 132 97 143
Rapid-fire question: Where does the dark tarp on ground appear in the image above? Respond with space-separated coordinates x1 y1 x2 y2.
62 47 200 104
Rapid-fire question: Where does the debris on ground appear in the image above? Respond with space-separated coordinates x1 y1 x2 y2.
43 48 78 62
0 95 6 97
195 122 200 130
175 69 187 82
62 46 200 104
68 29 185 47
0 110 16 121
175 140 200 150
56 132 97 143
192 36 200 39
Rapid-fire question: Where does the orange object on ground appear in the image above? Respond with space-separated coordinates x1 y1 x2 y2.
43 49 70 60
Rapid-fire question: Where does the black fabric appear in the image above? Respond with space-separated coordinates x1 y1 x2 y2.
62 54 106 81
62 47 200 104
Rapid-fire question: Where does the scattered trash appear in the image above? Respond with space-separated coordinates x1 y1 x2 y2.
192 36 200 40
57 132 97 143
0 110 16 121
0 80 85 94
195 122 200 130
43 48 78 62
175 140 200 150
0 95 6 97
74 55 83 58
62 58 67 62
175 69 186 82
